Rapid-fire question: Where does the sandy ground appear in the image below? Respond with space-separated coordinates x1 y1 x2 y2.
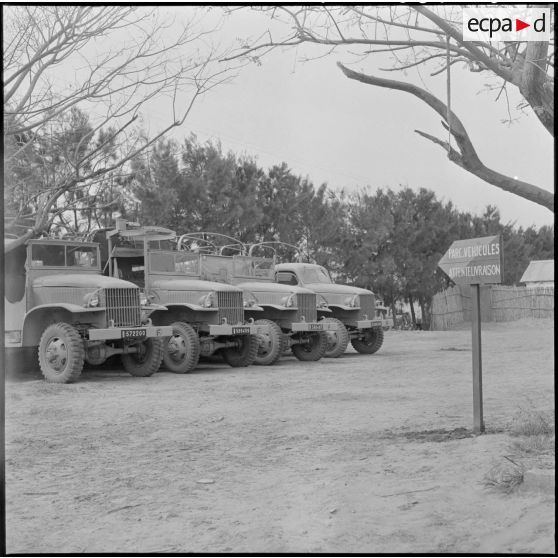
5 318 555 554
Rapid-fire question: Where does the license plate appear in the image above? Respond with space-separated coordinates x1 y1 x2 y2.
309 323 323 331
232 327 251 335
121 329 147 340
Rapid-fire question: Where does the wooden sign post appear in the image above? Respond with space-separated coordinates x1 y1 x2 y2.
438 235 503 434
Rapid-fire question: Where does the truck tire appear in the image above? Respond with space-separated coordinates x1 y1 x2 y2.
163 321 200 373
351 326 384 354
221 335 258 367
291 331 327 362
38 322 85 383
121 338 163 377
254 319 283 366
323 318 350 358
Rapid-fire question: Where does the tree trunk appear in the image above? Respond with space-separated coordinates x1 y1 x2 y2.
408 294 416 327
390 301 397 329
418 295 430 331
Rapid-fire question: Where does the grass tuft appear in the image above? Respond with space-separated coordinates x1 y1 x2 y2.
511 434 555 457
509 407 554 437
484 407 555 491
483 458 525 493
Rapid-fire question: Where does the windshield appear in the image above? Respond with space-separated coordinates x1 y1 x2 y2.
301 266 332 284
149 251 200 275
30 243 99 269
233 256 274 279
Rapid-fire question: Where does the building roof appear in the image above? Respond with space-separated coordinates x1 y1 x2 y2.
520 260 554 284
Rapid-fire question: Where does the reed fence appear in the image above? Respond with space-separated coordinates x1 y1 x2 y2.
430 285 554 330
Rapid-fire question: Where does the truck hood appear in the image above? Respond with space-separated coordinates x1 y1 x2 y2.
304 282 373 296
238 281 316 295
33 274 137 289
151 279 243 293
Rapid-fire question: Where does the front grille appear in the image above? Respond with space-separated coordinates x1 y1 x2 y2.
296 292 317 322
104 288 141 327
217 290 244 325
358 293 376 319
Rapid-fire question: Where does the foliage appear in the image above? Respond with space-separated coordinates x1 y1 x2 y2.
4 107 134 238
337 187 460 328
128 137 347 261
129 134 554 331
3 5 234 251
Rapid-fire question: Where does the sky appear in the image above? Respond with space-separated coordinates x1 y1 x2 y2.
142 6 553 230
7 5 553 230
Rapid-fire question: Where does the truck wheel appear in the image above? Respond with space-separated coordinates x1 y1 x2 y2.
291 331 327 362
38 322 85 383
254 319 283 365
221 335 259 367
323 318 349 358
163 322 200 373
121 338 163 377
351 327 384 354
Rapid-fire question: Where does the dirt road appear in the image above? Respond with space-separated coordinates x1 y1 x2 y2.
5 319 555 553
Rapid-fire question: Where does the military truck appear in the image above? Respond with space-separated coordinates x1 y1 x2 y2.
274 260 390 357
98 221 266 372
3 238 172 383
177 234 336 366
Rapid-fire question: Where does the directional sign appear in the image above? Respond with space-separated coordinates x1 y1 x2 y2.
438 235 503 285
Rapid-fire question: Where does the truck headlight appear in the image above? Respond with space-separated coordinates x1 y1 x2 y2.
140 292 148 306
344 294 359 308
280 293 296 308
243 291 259 308
84 292 100 308
316 294 329 309
199 292 215 308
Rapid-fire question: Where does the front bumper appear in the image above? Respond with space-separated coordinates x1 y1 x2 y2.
209 322 268 336
88 324 173 341
291 320 339 333
355 318 387 329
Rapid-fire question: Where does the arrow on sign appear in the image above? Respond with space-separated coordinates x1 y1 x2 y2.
438 235 503 285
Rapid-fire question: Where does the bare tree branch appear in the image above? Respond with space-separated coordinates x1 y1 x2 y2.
4 6 238 252
222 5 553 211
337 63 553 212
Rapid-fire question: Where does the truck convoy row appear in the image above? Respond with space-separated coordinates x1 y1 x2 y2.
4 219 388 383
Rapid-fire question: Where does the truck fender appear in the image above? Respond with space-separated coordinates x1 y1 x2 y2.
22 304 104 347
328 304 358 311
257 304 291 311
163 303 217 312
142 303 168 312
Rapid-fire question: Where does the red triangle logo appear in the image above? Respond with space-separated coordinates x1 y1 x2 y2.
516 19 530 31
